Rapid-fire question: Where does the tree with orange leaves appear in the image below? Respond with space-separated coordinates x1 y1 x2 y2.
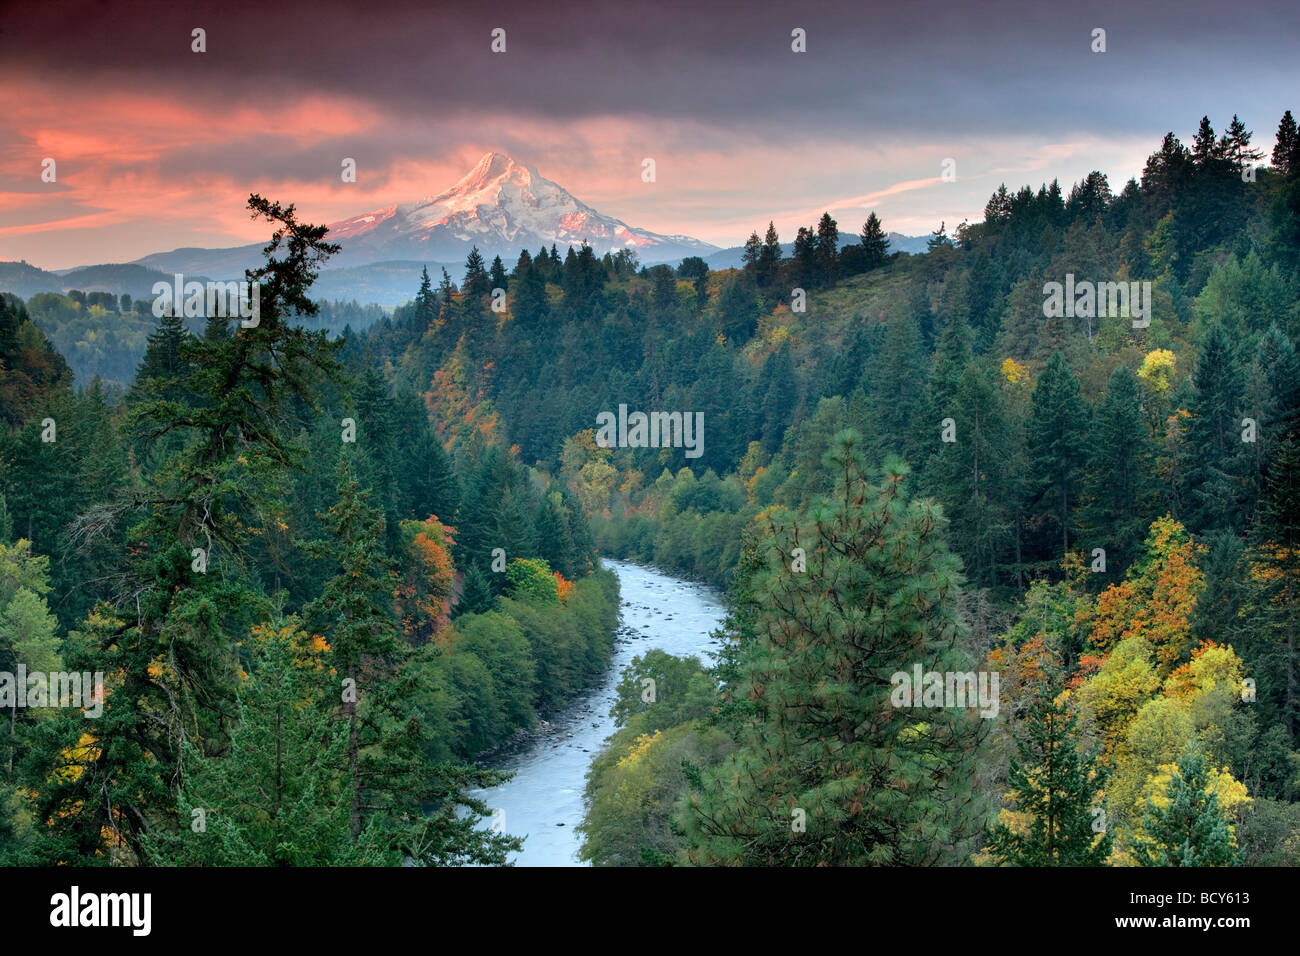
395 516 456 645
1083 516 1204 677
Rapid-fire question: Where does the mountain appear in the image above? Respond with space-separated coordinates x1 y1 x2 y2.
6 155 928 306
329 152 719 264
134 153 719 278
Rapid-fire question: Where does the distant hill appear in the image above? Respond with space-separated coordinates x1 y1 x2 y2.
702 232 929 271
0 260 191 301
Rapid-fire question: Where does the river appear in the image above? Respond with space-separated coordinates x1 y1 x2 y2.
470 559 726 866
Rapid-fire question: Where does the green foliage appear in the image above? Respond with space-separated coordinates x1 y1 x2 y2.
679 432 987 865
986 671 1111 866
1131 748 1236 866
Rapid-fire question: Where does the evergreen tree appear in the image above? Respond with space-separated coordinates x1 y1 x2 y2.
489 254 508 293
28 195 345 861
463 247 491 298
986 672 1111 866
860 212 890 270
680 434 986 865
927 221 954 250
741 231 762 276
926 361 1015 587
1027 351 1088 560
302 455 396 840
1183 323 1247 534
413 266 436 334
1082 366 1156 573
1243 437 1300 738
757 222 781 290
814 212 839 287
1273 110 1298 177
1223 114 1262 173
142 620 388 865
1192 116 1220 167
1132 748 1235 866
792 226 817 291
870 312 927 465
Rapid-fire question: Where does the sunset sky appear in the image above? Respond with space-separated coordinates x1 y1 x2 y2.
2 0 1297 270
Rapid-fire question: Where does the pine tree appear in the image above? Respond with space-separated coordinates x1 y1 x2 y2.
927 221 954 250
32 195 345 861
1132 748 1235 866
1027 351 1088 560
860 212 890 270
741 231 762 276
757 222 781 290
1182 323 1247 534
680 433 986 865
1082 366 1156 572
141 620 388 866
463 247 491 298
870 312 927 465
413 266 436 334
1243 437 1300 738
814 212 839 287
302 456 517 863
986 672 1111 866
1273 110 1298 177
925 361 1015 587
792 226 817 291
489 254 508 293
302 455 396 840
1192 116 1220 167
1223 114 1262 173
758 344 799 454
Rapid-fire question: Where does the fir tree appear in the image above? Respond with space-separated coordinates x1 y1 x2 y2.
757 222 781 290
860 212 890 270
1027 351 1088 560
1132 748 1235 866
986 672 1111 866
1273 110 1298 177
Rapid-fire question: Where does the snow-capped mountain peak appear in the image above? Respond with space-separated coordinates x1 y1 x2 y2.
326 153 717 264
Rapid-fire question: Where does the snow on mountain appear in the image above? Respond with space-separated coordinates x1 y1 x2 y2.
325 152 719 264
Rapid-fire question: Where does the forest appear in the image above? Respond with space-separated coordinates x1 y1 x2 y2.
2 109 1299 865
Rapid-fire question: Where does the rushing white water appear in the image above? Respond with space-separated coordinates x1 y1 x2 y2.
470 559 726 866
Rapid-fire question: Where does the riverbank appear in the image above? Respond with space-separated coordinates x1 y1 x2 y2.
471 560 726 866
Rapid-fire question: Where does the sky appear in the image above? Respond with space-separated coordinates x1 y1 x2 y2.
1 0 1297 270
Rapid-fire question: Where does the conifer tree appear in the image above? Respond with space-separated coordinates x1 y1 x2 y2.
1082 365 1156 572
1027 351 1088 559
860 212 890 270
757 222 781 290
986 672 1111 866
680 433 986 865
1182 323 1247 534
814 212 839 287
142 620 388 866
1273 110 1298 177
32 195 345 861
1132 748 1235 866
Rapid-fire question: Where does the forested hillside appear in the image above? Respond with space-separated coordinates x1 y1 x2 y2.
564 112 1300 866
0 199 617 865
2 110 1298 867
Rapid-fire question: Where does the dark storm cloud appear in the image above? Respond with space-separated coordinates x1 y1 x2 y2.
4 0 1297 139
